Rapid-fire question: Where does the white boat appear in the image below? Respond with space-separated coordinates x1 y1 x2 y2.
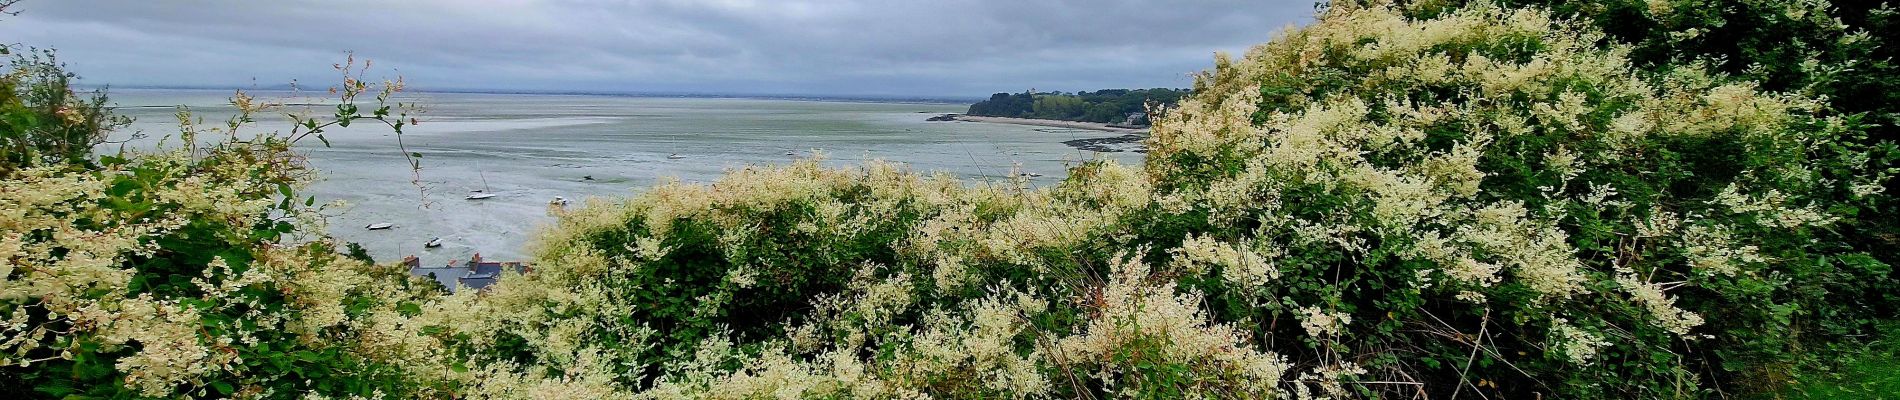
667 154 686 159
366 223 394 230
469 171 494 198
425 237 444 248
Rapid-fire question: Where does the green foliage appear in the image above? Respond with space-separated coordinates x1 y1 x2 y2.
3 0 1897 399
454 2 1897 398
1356 0 1900 392
0 48 452 398
966 88 1190 124
0 46 129 174
1361 0 1900 276
1777 323 1900 399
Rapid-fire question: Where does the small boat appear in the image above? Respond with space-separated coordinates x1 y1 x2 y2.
1021 172 1043 178
425 237 444 248
366 223 394 230
469 170 494 198
784 151 796 156
667 154 686 159
549 196 570 206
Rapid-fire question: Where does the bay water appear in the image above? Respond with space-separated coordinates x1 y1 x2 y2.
105 89 1143 266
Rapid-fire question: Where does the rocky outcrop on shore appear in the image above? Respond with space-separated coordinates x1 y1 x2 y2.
948 115 1148 133
926 114 1147 152
1062 134 1147 153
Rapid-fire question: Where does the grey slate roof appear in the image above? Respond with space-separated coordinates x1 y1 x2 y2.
402 254 529 293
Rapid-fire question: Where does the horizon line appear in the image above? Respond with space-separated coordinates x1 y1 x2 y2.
75 83 997 104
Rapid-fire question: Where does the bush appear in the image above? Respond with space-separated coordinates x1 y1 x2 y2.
451 2 1896 398
1146 2 1892 396
0 47 126 173
3 1 1893 398
0 52 466 398
1372 0 1900 283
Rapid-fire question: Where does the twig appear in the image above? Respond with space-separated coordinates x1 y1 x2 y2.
1418 308 1552 393
1450 308 1491 400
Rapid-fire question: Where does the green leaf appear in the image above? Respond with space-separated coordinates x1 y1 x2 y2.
211 381 235 395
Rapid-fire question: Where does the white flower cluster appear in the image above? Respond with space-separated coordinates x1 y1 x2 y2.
1548 318 1611 365
1297 306 1353 339
1056 257 1291 397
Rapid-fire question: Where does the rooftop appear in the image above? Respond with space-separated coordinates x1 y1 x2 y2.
403 253 530 293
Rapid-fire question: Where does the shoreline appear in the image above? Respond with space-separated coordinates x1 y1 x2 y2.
951 115 1150 133
946 114 1150 152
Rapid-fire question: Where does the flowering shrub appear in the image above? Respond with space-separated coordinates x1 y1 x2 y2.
4 0 1895 398
0 52 483 398
1141 1 1892 396
455 2 1895 398
0 47 127 173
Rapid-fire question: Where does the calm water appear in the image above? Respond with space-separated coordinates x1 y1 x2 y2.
106 89 1142 266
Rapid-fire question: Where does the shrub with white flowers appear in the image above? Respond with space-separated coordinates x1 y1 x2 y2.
4 0 1894 398
459 2 1892 398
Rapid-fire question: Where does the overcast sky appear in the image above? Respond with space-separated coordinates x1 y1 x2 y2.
1 1 1312 98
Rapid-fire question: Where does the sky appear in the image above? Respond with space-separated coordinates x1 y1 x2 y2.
0 1 1313 98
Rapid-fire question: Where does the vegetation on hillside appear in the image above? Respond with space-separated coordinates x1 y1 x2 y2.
2 0 1897 398
965 88 1190 125
1371 0 1900 289
0 48 125 173
1 47 454 398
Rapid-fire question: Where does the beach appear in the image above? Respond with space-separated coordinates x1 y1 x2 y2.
952 115 1150 133
104 89 1146 266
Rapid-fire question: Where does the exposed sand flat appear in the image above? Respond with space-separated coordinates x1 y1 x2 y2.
109 90 1146 267
953 115 1149 133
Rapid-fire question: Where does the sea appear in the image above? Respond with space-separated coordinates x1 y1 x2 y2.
103 89 1144 267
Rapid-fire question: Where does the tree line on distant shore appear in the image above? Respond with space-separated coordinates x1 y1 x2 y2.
965 88 1189 125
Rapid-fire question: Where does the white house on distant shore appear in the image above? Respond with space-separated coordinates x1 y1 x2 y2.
1124 112 1148 126
402 254 529 293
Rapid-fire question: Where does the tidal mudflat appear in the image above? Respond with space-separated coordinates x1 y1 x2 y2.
108 89 1143 265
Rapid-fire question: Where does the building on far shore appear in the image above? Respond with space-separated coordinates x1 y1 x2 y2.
1123 112 1148 126
402 254 529 293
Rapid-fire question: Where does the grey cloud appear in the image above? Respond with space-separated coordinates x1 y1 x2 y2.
1 0 1312 97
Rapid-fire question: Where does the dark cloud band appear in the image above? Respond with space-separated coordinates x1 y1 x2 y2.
0 0 1310 97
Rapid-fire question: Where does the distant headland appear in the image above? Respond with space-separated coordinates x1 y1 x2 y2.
962 88 1189 126
922 88 1188 153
